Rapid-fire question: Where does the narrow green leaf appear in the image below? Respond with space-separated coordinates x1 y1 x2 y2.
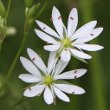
0 0 6 17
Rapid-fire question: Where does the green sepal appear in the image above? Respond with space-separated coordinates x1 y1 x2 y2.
24 0 33 8
27 3 40 19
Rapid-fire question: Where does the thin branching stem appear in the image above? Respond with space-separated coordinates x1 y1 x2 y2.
6 17 29 79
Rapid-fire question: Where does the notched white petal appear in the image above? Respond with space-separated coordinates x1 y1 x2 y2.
61 49 71 62
70 49 92 59
67 8 78 37
75 27 103 43
52 6 64 38
71 85 85 95
35 29 58 44
54 59 69 75
36 20 60 39
20 57 41 78
71 21 97 40
27 48 47 74
55 69 87 80
54 84 85 95
24 85 45 97
44 87 53 104
53 87 70 102
19 74 41 83
44 44 60 51
74 44 104 51
48 51 58 73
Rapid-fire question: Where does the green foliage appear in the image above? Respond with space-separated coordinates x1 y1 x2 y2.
0 0 6 17
24 0 33 8
0 75 7 97
27 3 40 19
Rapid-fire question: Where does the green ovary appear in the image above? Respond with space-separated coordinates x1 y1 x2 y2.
61 38 71 48
44 75 54 85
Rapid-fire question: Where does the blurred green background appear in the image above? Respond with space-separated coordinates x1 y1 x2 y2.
0 0 109 110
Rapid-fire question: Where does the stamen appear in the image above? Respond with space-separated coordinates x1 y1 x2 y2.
72 92 75 94
43 27 46 30
50 17 53 21
44 75 53 85
58 16 62 20
74 70 77 74
32 58 35 61
74 75 77 79
70 17 74 20
29 87 31 91
90 34 94 36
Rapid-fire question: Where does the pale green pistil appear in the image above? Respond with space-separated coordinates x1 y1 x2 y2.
44 75 53 85
61 38 71 48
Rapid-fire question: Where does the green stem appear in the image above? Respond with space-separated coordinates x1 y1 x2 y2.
6 18 28 79
8 97 27 110
0 0 12 52
79 0 106 110
6 33 28 79
5 0 12 20
6 2 48 79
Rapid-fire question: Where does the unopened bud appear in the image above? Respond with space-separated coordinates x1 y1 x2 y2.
28 3 40 19
6 26 16 36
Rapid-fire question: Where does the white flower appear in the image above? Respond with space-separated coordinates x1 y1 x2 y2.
35 6 104 62
19 48 87 104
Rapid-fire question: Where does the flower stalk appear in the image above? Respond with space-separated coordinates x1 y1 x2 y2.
6 2 47 79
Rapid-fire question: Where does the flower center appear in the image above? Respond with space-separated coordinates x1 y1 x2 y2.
44 75 53 85
61 38 71 48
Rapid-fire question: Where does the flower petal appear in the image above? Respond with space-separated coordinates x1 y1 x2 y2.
70 48 92 59
54 69 87 80
24 85 45 97
71 21 97 40
52 6 64 38
74 44 104 51
44 87 53 104
53 86 70 102
74 28 103 43
61 49 71 62
27 48 47 74
35 29 58 44
72 54 88 63
44 44 60 51
47 51 58 73
67 8 78 37
54 59 68 75
54 84 85 94
36 20 60 39
19 74 41 83
20 57 41 78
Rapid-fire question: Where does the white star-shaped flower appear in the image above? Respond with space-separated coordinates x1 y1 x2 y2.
19 48 87 104
35 6 104 62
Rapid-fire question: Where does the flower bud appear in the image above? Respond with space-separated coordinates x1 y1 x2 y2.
6 26 16 36
28 3 40 19
0 0 6 17
24 0 33 8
